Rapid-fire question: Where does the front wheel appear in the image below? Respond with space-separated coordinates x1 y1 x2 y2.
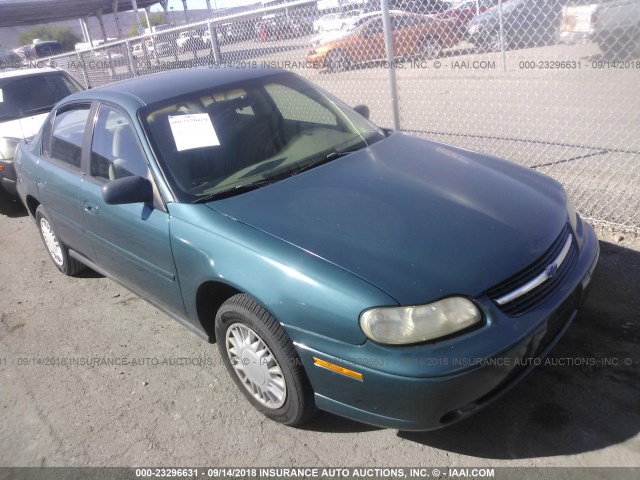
215 294 315 426
36 205 85 276
325 49 350 72
485 31 504 53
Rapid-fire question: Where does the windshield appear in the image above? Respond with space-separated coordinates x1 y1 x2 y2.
0 72 83 121
140 72 385 203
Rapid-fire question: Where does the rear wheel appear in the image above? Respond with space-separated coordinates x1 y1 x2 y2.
36 205 84 276
421 37 442 59
215 294 315 426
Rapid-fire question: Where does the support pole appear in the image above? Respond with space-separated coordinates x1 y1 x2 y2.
208 21 221 66
498 0 506 72
81 17 94 48
182 0 189 24
97 9 108 42
113 0 123 39
380 0 400 130
131 0 143 37
97 9 116 77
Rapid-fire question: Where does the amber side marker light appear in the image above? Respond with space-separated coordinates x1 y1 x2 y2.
313 357 363 381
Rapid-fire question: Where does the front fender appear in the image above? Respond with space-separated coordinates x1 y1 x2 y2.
168 203 398 345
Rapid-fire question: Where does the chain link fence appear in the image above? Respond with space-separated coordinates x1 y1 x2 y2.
34 0 640 232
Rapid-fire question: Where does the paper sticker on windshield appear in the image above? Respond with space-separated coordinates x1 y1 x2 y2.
168 114 220 151
0 89 3 103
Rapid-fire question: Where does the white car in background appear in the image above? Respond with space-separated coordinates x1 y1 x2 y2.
312 10 363 32
0 68 84 198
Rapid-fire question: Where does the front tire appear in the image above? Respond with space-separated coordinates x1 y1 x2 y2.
325 49 350 72
215 294 315 426
36 205 85 276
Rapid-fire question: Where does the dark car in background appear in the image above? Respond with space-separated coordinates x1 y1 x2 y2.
0 47 22 66
466 0 565 51
27 41 64 59
0 68 84 198
14 67 598 430
219 20 255 43
256 14 311 41
436 0 507 25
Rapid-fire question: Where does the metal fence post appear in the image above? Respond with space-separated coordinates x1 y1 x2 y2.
208 21 222 67
498 0 506 72
380 0 401 131
76 51 91 88
125 39 138 77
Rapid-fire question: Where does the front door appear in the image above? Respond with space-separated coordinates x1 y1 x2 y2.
80 103 185 316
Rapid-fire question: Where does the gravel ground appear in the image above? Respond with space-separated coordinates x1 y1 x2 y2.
0 188 639 468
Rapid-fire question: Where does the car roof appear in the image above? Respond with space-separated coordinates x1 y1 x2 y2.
62 66 288 108
0 67 63 79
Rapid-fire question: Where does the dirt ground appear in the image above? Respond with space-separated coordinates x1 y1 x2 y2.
0 188 639 467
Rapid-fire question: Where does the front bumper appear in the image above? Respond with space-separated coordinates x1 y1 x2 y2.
0 159 17 196
306 51 326 69
290 220 600 430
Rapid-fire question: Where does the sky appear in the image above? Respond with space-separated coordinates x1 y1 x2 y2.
150 0 263 12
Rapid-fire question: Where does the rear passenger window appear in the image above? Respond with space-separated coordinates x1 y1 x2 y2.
90 105 148 181
50 106 90 169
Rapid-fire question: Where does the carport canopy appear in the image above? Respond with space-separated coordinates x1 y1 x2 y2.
0 0 160 27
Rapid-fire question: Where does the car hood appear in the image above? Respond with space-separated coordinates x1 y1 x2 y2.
0 113 48 141
207 133 568 305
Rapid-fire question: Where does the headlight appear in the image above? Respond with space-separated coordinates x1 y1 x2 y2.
566 195 578 233
360 297 482 345
0 137 21 161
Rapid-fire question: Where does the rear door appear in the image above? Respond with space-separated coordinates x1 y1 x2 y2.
79 102 186 316
37 102 94 257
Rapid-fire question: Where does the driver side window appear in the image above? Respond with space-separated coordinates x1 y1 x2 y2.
265 83 337 127
90 105 148 182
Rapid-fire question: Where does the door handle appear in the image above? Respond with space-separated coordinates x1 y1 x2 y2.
84 202 99 215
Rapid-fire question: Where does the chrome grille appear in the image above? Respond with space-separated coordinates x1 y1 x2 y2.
486 225 578 316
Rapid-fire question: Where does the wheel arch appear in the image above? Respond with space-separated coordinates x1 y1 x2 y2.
25 195 40 218
195 280 243 341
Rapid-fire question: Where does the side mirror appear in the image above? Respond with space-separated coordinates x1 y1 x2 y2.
102 175 153 205
353 104 370 120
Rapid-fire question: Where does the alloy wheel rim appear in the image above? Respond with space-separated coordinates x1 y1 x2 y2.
225 323 287 409
40 218 64 266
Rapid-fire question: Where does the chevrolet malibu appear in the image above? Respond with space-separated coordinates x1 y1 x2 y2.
15 68 599 430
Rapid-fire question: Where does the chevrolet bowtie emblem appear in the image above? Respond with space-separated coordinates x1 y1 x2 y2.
544 262 559 279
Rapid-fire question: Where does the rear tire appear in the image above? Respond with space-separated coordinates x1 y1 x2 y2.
421 37 443 59
215 294 316 426
35 205 85 276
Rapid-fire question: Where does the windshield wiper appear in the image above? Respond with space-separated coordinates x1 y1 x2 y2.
291 147 361 177
193 179 278 203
